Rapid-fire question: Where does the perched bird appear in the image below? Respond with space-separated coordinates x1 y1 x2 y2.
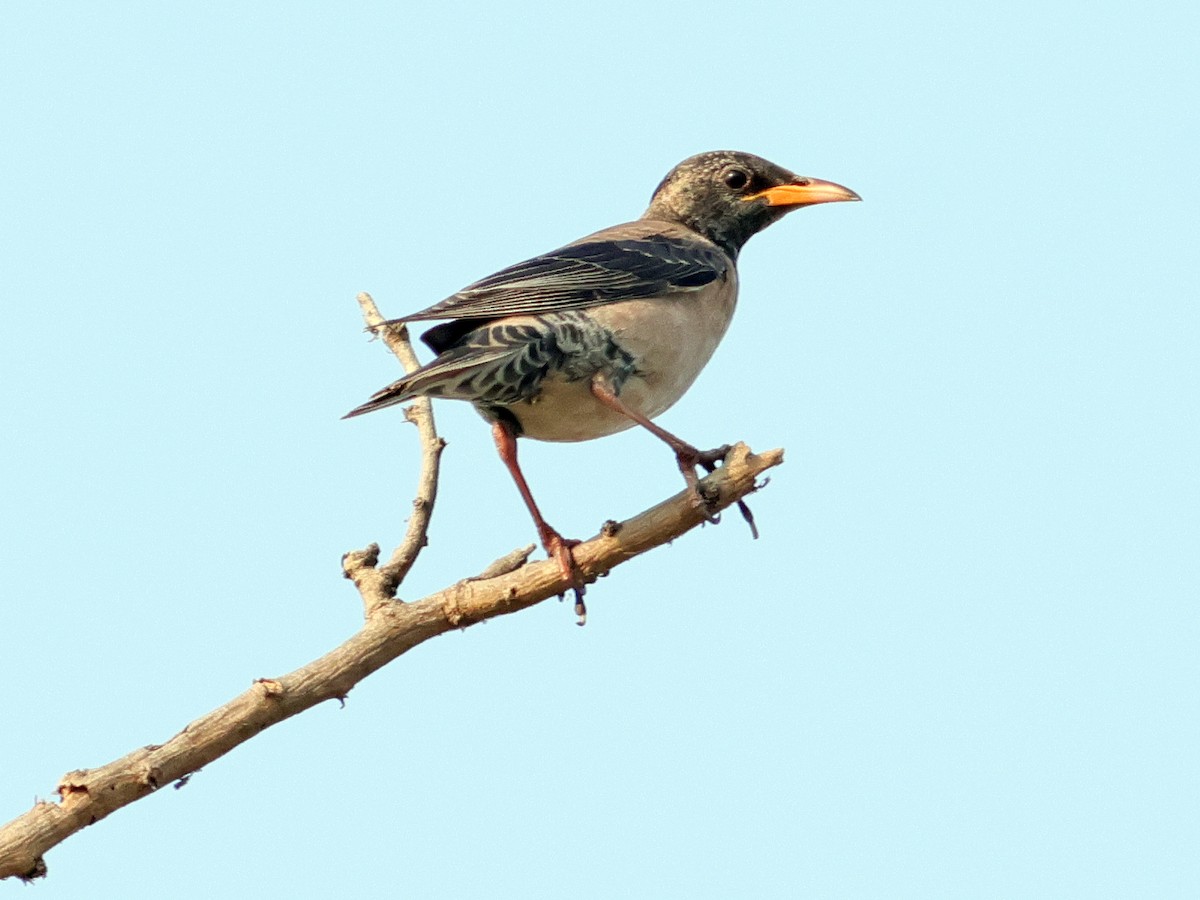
346 151 859 621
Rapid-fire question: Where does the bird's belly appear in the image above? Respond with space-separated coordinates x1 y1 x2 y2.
506 284 737 443
504 375 639 442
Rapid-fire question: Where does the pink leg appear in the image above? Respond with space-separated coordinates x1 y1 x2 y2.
589 378 758 538
492 420 588 623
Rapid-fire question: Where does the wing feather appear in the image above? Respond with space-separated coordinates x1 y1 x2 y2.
395 235 728 324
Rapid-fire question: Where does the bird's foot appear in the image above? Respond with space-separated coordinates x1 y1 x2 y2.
686 444 735 473
674 442 730 505
673 443 759 539
540 526 587 625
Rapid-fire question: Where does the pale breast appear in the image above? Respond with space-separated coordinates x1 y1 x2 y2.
504 270 739 443
595 268 739 419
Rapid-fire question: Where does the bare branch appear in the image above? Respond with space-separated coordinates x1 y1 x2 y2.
342 292 445 613
0 443 783 882
470 544 537 581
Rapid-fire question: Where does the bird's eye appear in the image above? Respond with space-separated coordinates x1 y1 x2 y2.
723 168 749 190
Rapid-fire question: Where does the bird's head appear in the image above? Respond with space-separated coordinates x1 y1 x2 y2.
644 150 860 256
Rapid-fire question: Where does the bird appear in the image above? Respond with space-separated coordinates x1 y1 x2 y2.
346 150 859 622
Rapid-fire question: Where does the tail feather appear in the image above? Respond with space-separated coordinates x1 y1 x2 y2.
343 346 517 419
342 378 416 418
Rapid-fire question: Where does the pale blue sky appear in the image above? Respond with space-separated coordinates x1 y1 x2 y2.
3 2 1197 897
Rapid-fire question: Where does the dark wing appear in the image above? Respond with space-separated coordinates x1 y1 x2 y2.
399 235 728 324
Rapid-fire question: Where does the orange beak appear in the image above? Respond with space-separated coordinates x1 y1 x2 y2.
747 178 861 207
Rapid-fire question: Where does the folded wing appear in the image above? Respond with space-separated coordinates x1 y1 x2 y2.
388 235 728 352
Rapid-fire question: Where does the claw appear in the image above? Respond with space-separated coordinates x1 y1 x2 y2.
675 443 759 538
542 527 587 625
676 442 727 514
674 442 731 477
734 498 759 539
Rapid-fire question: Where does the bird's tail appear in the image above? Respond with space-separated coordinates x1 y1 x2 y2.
343 346 518 419
342 377 418 418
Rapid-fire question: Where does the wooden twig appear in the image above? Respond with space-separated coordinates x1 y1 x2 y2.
342 292 445 614
0 291 785 881
0 443 782 882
